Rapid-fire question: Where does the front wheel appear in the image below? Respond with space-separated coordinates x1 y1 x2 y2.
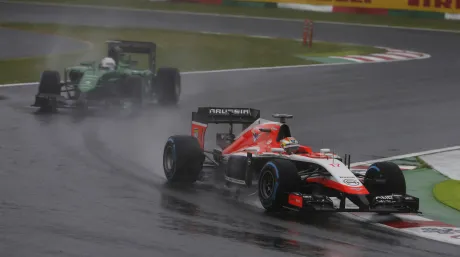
363 161 406 203
35 70 61 112
258 159 300 212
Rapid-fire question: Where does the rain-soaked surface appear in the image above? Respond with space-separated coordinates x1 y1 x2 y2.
1 82 460 257
2 2 460 257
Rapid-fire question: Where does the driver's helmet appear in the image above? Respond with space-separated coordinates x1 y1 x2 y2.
280 137 300 154
100 57 116 70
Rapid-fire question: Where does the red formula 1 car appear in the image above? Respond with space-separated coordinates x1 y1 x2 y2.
162 107 420 214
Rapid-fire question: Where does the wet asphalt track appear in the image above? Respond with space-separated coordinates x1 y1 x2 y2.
1 2 460 257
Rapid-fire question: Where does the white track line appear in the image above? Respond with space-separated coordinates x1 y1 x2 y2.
0 82 38 87
345 55 385 62
351 145 460 166
0 62 356 88
385 52 423 58
370 53 409 60
0 49 429 87
328 56 366 63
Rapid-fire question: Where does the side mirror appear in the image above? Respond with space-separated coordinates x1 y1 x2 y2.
245 146 259 153
272 113 293 123
271 148 284 153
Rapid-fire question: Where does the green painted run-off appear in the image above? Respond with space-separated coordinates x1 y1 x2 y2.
404 168 460 227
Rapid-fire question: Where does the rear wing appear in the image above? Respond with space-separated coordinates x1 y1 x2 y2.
106 40 156 71
191 107 261 149
192 107 260 125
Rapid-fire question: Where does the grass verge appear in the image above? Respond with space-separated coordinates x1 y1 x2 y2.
433 180 460 212
10 0 460 31
0 22 383 84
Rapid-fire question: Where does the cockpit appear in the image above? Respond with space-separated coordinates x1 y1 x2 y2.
276 124 292 142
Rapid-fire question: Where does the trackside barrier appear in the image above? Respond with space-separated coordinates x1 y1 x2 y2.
302 19 313 48
230 0 460 20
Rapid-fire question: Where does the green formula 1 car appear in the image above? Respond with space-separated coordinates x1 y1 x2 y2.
32 40 181 112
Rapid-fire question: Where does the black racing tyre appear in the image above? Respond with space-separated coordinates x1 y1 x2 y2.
156 67 181 105
35 70 61 112
363 161 406 198
163 135 204 184
38 70 61 95
258 159 300 212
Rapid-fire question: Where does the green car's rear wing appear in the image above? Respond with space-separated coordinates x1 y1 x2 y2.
106 40 157 72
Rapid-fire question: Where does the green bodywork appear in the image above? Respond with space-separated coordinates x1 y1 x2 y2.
66 60 153 93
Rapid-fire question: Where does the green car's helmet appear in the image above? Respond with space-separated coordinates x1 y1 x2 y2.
100 57 116 71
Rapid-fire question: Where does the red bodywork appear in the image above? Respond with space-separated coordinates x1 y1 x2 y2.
192 119 369 195
193 120 334 158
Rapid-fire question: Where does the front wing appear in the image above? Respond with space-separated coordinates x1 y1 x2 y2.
284 193 420 214
32 92 137 110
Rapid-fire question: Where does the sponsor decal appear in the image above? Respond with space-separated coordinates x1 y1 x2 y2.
334 0 460 13
374 195 395 203
193 128 199 138
224 175 246 185
375 195 393 200
421 228 460 235
252 131 259 142
251 128 260 142
408 0 460 9
288 194 303 208
343 178 360 186
191 123 206 148
244 0 333 4
335 0 371 3
208 108 251 116
329 163 340 167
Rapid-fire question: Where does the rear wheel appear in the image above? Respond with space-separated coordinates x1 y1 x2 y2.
156 67 181 105
163 135 204 184
258 159 300 212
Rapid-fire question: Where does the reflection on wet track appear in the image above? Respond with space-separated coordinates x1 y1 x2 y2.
1 84 459 257
159 193 360 257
